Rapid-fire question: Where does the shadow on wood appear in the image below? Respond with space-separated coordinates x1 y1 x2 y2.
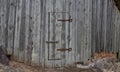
0 46 9 65
114 0 120 11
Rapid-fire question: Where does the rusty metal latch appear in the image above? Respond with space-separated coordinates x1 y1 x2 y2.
57 48 72 52
46 41 59 43
57 19 72 22
48 58 61 60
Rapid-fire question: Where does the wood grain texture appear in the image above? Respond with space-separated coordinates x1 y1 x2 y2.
0 0 120 67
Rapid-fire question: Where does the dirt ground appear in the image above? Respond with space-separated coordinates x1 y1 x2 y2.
0 60 120 72
0 61 95 72
0 61 41 72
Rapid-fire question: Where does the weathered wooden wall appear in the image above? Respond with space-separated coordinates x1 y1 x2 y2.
0 0 120 67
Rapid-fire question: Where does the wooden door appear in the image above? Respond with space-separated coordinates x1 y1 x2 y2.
45 11 74 68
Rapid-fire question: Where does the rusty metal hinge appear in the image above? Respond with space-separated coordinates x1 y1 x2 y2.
48 58 61 60
46 41 59 43
57 48 72 52
57 19 72 22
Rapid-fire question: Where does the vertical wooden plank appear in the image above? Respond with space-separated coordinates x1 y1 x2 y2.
103 0 108 51
30 0 36 66
18 0 26 62
87 0 92 60
31 0 40 66
7 0 16 55
61 0 65 67
49 0 56 67
113 6 119 52
64 0 75 65
76 0 81 62
111 0 115 51
0 0 1 46
4 0 9 53
107 0 112 51
54 0 63 67
41 0 46 68
0 0 7 52
75 0 84 63
111 0 114 52
91 0 97 56
31 0 45 66
109 0 114 52
111 0 116 52
68 0 75 65
100 0 104 51
14 0 22 61
24 0 30 65
33 0 41 66
45 0 50 67
37 0 42 66
84 0 92 63
0 0 3 47
96 0 102 52
71 0 77 64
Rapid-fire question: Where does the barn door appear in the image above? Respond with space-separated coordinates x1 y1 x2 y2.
46 12 73 68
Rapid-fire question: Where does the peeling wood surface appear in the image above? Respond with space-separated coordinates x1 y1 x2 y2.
0 0 120 69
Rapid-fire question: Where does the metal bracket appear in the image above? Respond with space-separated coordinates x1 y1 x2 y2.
57 19 72 22
48 58 61 60
57 48 72 52
46 41 59 43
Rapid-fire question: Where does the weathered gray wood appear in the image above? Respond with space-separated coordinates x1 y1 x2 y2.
0 0 7 52
0 46 9 65
7 0 16 55
75 0 84 63
0 1 2 61
40 0 46 68
18 0 26 62
14 0 22 61
65 0 74 66
32 0 42 66
91 0 96 57
0 0 120 68
31 0 39 66
0 0 2 47
24 0 30 65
